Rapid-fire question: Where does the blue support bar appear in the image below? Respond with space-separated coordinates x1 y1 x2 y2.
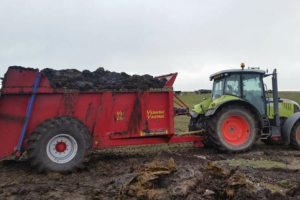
17 72 42 152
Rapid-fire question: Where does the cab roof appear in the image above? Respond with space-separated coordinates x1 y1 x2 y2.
209 69 266 80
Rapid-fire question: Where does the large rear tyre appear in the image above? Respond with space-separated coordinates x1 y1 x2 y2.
27 117 93 174
189 116 212 147
208 105 259 153
291 121 300 150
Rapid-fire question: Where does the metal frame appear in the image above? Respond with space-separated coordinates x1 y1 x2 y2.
16 72 41 156
173 93 190 116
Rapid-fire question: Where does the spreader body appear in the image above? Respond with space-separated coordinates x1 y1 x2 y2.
0 68 203 160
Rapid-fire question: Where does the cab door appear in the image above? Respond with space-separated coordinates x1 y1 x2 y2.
242 74 266 115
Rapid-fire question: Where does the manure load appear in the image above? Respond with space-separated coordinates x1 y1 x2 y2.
42 67 167 91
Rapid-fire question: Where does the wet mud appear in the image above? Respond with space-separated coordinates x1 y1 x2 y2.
0 143 300 200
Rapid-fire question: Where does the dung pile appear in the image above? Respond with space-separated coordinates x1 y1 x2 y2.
41 67 167 91
118 158 178 199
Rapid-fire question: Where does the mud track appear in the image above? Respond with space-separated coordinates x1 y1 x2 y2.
0 143 300 200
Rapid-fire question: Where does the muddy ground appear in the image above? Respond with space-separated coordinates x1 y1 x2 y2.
1 143 300 199
1 117 300 199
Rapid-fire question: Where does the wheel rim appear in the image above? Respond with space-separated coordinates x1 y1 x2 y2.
46 134 78 164
221 115 250 146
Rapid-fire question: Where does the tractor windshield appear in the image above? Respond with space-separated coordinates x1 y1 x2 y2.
212 78 225 101
212 74 241 101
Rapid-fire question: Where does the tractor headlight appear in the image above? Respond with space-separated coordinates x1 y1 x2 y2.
190 111 199 118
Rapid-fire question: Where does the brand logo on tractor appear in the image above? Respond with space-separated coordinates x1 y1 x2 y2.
147 110 165 119
117 111 125 121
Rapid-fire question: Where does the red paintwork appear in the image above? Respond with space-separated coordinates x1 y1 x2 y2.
155 73 178 88
298 130 300 142
271 136 282 141
0 68 204 159
173 94 189 110
193 141 204 148
221 115 250 146
56 142 67 153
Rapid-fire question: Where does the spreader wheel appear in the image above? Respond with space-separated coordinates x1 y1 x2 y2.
291 120 300 150
46 134 78 164
27 117 92 173
208 105 259 152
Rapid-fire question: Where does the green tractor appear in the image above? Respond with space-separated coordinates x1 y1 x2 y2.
189 63 300 152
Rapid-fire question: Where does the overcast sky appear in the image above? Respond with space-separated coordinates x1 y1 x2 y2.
0 0 299 91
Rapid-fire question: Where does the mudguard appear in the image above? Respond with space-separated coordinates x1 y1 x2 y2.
205 100 264 127
205 100 243 117
282 112 300 144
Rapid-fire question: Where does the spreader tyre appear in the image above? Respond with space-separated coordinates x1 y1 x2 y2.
290 120 300 150
27 117 92 173
208 105 259 152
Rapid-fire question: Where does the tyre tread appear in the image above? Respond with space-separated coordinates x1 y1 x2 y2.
27 117 92 173
207 105 259 153
291 120 300 150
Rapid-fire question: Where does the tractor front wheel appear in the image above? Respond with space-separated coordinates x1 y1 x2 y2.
208 105 259 152
189 115 212 147
291 120 300 150
27 117 93 174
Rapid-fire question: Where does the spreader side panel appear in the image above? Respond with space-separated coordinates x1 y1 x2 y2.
92 91 175 148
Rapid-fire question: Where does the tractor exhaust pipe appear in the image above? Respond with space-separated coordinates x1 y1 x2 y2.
272 69 281 129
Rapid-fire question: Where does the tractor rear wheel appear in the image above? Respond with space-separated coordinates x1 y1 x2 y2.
208 105 259 152
27 117 93 174
291 120 300 150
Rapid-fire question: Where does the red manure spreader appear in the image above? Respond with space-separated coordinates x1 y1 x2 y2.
0 67 204 173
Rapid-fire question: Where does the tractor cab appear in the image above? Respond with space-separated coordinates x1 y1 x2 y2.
210 67 266 115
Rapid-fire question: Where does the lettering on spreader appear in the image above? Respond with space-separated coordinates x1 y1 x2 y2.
147 110 165 119
117 111 125 121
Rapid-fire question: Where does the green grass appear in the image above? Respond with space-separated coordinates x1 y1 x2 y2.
260 182 286 193
175 93 211 109
217 159 287 169
276 92 300 105
174 93 210 132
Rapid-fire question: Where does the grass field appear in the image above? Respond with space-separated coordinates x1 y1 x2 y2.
174 91 300 133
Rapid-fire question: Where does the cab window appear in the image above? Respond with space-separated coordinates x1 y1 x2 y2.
212 78 224 101
224 74 241 97
242 74 265 115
